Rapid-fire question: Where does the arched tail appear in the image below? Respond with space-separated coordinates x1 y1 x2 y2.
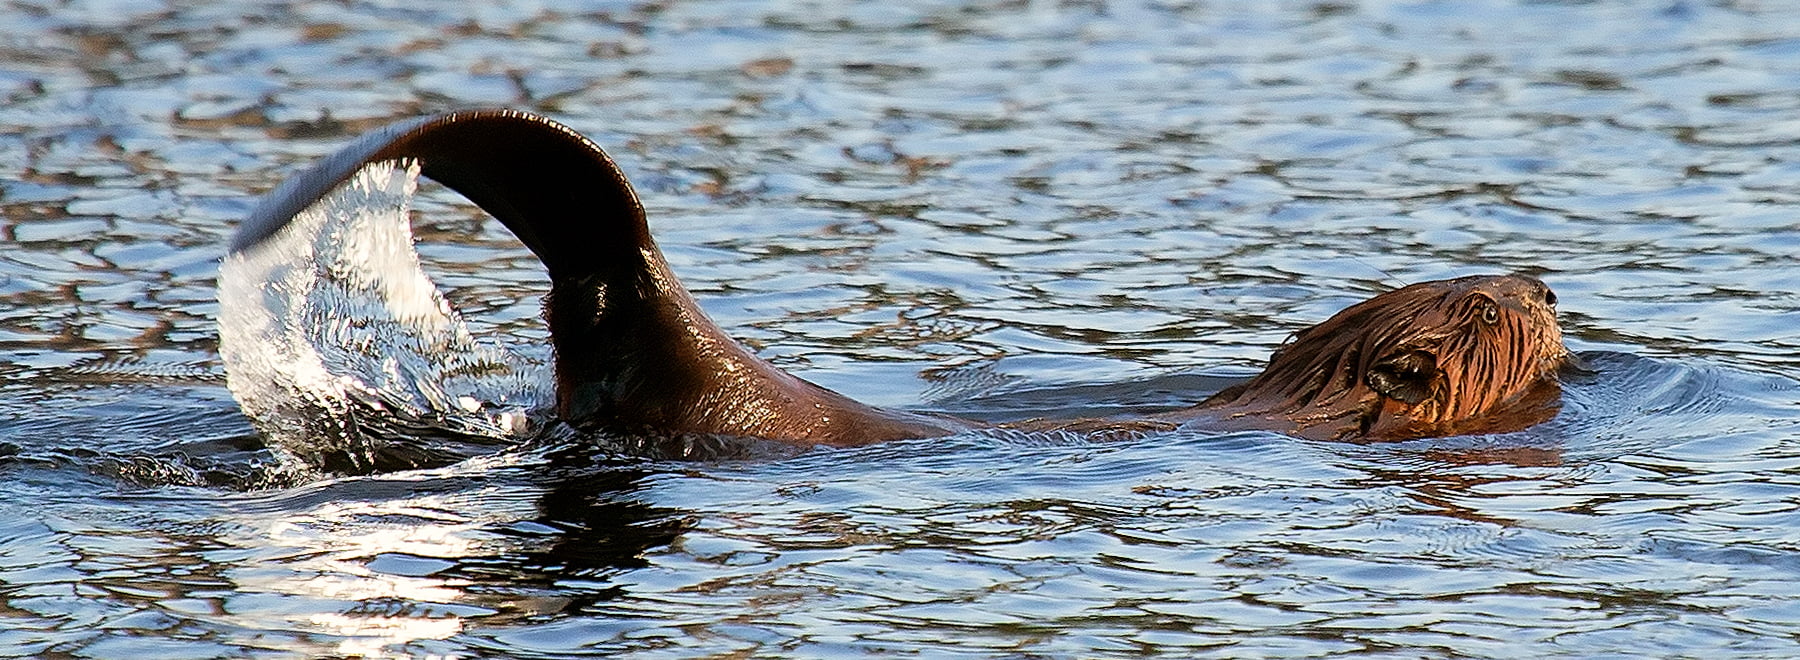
233 109 964 447
236 109 647 281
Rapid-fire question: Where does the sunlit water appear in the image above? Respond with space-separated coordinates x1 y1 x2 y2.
4 0 1800 657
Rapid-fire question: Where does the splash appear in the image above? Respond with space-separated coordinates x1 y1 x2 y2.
218 160 551 474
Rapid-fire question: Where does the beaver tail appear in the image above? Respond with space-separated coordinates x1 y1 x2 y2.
234 109 963 446
235 109 645 276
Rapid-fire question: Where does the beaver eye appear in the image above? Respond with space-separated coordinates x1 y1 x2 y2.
1479 302 1499 324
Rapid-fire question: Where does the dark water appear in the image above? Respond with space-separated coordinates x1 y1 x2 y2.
5 0 1800 657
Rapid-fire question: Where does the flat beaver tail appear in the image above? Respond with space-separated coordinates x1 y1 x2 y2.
234 108 649 281
234 109 964 446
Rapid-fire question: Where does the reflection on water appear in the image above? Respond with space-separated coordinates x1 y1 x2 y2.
221 455 682 658
0 448 681 658
5 0 1800 657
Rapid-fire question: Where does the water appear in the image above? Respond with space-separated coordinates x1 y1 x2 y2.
3 0 1800 656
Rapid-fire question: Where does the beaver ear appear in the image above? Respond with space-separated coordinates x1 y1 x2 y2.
1367 349 1439 405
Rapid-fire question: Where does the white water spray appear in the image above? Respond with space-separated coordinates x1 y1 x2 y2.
218 160 550 470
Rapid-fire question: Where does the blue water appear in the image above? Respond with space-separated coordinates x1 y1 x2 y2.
4 0 1800 657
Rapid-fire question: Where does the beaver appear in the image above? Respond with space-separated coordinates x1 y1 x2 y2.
228 109 1568 455
1028 274 1566 442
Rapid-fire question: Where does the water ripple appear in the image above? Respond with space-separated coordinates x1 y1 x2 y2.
7 0 1800 657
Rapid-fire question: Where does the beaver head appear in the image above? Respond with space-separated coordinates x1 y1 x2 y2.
1188 274 1567 441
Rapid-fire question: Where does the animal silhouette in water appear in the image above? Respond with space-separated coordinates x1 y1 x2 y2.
228 109 1568 461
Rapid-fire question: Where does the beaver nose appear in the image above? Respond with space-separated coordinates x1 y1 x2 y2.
1542 286 1557 307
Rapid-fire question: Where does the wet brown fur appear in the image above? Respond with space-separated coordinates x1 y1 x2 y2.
1150 275 1567 441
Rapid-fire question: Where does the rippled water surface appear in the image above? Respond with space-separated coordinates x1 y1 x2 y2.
5 0 1800 657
